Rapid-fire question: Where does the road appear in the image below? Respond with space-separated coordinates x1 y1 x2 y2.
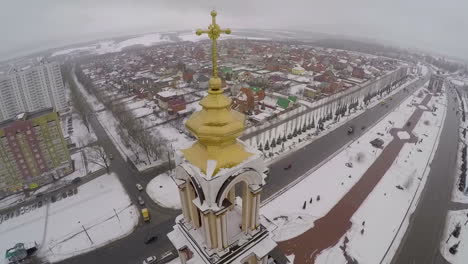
61 74 428 264
391 85 459 264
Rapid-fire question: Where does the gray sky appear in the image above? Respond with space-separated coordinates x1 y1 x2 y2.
1 0 467 61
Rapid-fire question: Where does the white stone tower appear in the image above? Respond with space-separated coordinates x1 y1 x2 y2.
167 11 282 264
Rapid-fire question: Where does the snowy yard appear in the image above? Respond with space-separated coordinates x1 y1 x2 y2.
146 173 181 209
0 173 138 264
440 209 468 264
61 113 97 148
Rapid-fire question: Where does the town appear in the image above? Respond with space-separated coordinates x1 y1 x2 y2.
0 5 468 264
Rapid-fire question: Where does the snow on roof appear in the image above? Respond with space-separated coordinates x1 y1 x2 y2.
157 89 187 98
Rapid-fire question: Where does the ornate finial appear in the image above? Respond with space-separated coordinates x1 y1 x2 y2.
182 11 251 176
196 10 231 85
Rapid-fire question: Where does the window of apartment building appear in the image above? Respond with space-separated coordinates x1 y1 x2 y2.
19 159 24 164
26 130 31 135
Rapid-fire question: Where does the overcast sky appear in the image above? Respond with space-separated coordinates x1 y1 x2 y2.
1 0 467 61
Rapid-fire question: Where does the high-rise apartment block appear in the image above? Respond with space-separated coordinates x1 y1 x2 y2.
0 61 67 122
0 108 72 197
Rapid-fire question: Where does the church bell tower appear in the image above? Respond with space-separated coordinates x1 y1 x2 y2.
167 10 282 264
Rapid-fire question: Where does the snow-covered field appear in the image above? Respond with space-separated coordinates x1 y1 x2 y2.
52 33 171 57
440 209 468 264
0 173 138 264
316 92 447 263
146 173 181 209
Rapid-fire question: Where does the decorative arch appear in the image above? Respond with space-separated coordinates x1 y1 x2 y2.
215 168 262 207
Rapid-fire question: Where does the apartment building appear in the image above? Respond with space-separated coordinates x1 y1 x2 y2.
0 61 67 122
0 108 72 197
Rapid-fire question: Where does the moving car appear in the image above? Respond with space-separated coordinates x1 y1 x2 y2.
72 177 82 184
144 235 158 244
138 196 145 205
347 126 354 135
109 153 114 160
142 256 157 264
141 208 150 222
136 183 143 191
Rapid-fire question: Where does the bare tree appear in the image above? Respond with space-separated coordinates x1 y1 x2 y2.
86 144 110 174
63 67 92 132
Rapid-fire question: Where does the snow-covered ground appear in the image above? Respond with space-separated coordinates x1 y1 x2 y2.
62 113 97 148
260 86 429 243
52 33 171 57
440 209 468 264
146 173 181 209
0 173 138 264
316 91 447 263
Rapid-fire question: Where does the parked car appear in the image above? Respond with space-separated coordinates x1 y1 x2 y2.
347 126 354 135
109 154 114 160
144 235 158 244
142 256 157 264
72 177 82 184
38 201 43 208
138 196 145 206
68 189 74 196
136 184 143 191
370 138 384 148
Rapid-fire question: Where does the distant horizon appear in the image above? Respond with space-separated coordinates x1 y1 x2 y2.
1 28 466 65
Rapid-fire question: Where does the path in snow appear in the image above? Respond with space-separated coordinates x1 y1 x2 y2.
278 94 433 263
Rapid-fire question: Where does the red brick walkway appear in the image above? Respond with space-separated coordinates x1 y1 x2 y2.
278 94 432 263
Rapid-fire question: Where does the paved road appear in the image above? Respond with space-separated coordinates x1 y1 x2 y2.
391 86 459 264
61 74 428 264
262 76 428 200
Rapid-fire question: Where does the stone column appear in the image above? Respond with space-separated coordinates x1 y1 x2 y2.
221 213 228 247
250 193 258 230
178 250 187 264
202 213 212 248
187 185 200 228
216 215 223 250
179 185 190 222
208 213 218 249
242 190 252 232
228 188 235 209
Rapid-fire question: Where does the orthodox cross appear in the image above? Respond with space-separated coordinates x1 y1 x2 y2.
196 10 231 78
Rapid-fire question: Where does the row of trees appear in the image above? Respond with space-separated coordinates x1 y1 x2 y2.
73 65 167 165
258 118 316 151
62 65 92 133
256 76 404 152
459 145 467 192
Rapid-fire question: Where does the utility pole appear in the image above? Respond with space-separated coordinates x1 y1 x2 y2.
113 208 120 222
79 221 93 245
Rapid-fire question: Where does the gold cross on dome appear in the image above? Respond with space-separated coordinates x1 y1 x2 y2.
196 10 231 78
